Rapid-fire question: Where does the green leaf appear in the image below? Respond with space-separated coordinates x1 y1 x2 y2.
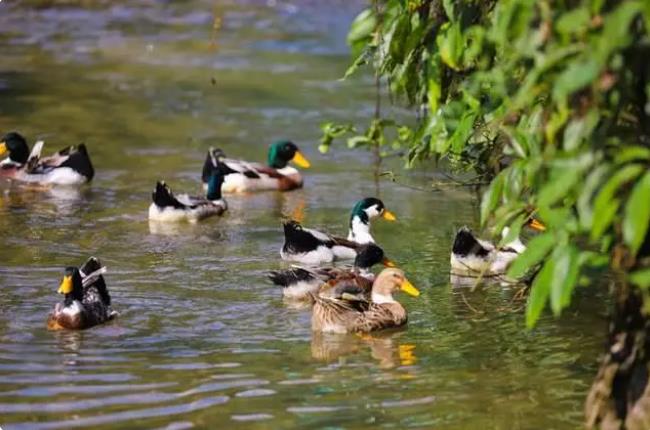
507 232 555 279
623 171 650 254
630 268 650 289
550 245 580 315
347 8 376 57
552 59 600 102
526 257 554 328
437 22 463 70
537 167 581 207
347 136 371 149
591 164 644 240
614 146 650 164
480 171 506 226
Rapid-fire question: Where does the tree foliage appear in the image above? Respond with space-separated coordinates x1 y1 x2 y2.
329 0 650 327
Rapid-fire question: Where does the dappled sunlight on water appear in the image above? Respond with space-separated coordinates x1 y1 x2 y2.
0 0 607 429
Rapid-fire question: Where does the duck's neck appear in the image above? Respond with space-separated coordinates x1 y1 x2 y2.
348 215 374 244
371 291 396 304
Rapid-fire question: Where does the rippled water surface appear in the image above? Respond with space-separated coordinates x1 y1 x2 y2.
0 1 607 429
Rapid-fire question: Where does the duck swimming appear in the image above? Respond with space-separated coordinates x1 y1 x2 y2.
269 243 394 300
450 218 546 277
149 171 227 223
281 198 396 264
0 132 94 185
201 140 310 193
311 268 420 334
47 257 116 331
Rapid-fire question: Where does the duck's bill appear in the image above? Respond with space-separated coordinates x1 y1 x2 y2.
400 279 420 297
0 142 6 157
528 218 546 231
382 210 397 221
382 257 396 268
291 151 311 168
57 275 73 294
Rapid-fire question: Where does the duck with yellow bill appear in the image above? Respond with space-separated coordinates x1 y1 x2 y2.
311 268 420 334
46 257 117 331
269 243 395 300
450 217 546 278
0 132 94 185
202 140 310 193
280 198 397 265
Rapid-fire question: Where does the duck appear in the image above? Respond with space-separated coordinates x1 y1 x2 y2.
46 257 117 330
280 198 396 264
268 243 394 300
450 218 546 277
0 132 94 185
201 140 310 193
149 170 227 223
311 268 420 334
347 197 396 243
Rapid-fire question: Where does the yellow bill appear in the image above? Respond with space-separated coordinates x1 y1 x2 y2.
528 218 546 231
382 210 397 221
400 279 420 297
0 142 7 157
291 151 311 168
57 275 73 294
382 257 396 268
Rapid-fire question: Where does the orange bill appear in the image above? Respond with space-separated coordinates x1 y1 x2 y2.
400 279 420 297
382 210 397 221
291 151 311 168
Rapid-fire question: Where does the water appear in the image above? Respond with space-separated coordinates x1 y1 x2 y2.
0 1 607 428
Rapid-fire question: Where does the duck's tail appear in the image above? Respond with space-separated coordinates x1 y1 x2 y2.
80 256 110 306
60 143 95 181
268 268 314 287
452 226 490 257
152 181 185 209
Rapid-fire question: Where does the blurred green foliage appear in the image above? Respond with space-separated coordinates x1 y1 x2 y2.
325 0 650 327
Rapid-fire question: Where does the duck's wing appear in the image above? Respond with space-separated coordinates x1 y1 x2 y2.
221 158 286 179
312 294 369 331
349 303 407 333
37 143 94 180
80 257 110 306
175 193 205 208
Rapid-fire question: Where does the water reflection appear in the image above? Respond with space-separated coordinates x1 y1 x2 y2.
311 331 416 369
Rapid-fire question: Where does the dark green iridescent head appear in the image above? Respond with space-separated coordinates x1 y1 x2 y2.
267 140 310 169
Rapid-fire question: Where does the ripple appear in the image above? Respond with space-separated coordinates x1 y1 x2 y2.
5 395 230 430
235 388 276 397
287 405 356 414
231 413 274 422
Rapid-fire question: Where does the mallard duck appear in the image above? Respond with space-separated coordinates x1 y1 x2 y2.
47 257 116 330
201 140 310 193
450 218 546 277
269 243 394 300
0 132 94 184
346 197 396 243
149 171 227 222
280 198 396 264
311 268 420 334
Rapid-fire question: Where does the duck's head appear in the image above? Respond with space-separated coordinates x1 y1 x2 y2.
57 267 84 305
0 132 29 164
350 198 396 226
205 169 226 201
371 268 420 303
268 140 310 169
354 244 395 270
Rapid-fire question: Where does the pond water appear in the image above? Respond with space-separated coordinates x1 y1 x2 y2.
0 1 607 429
